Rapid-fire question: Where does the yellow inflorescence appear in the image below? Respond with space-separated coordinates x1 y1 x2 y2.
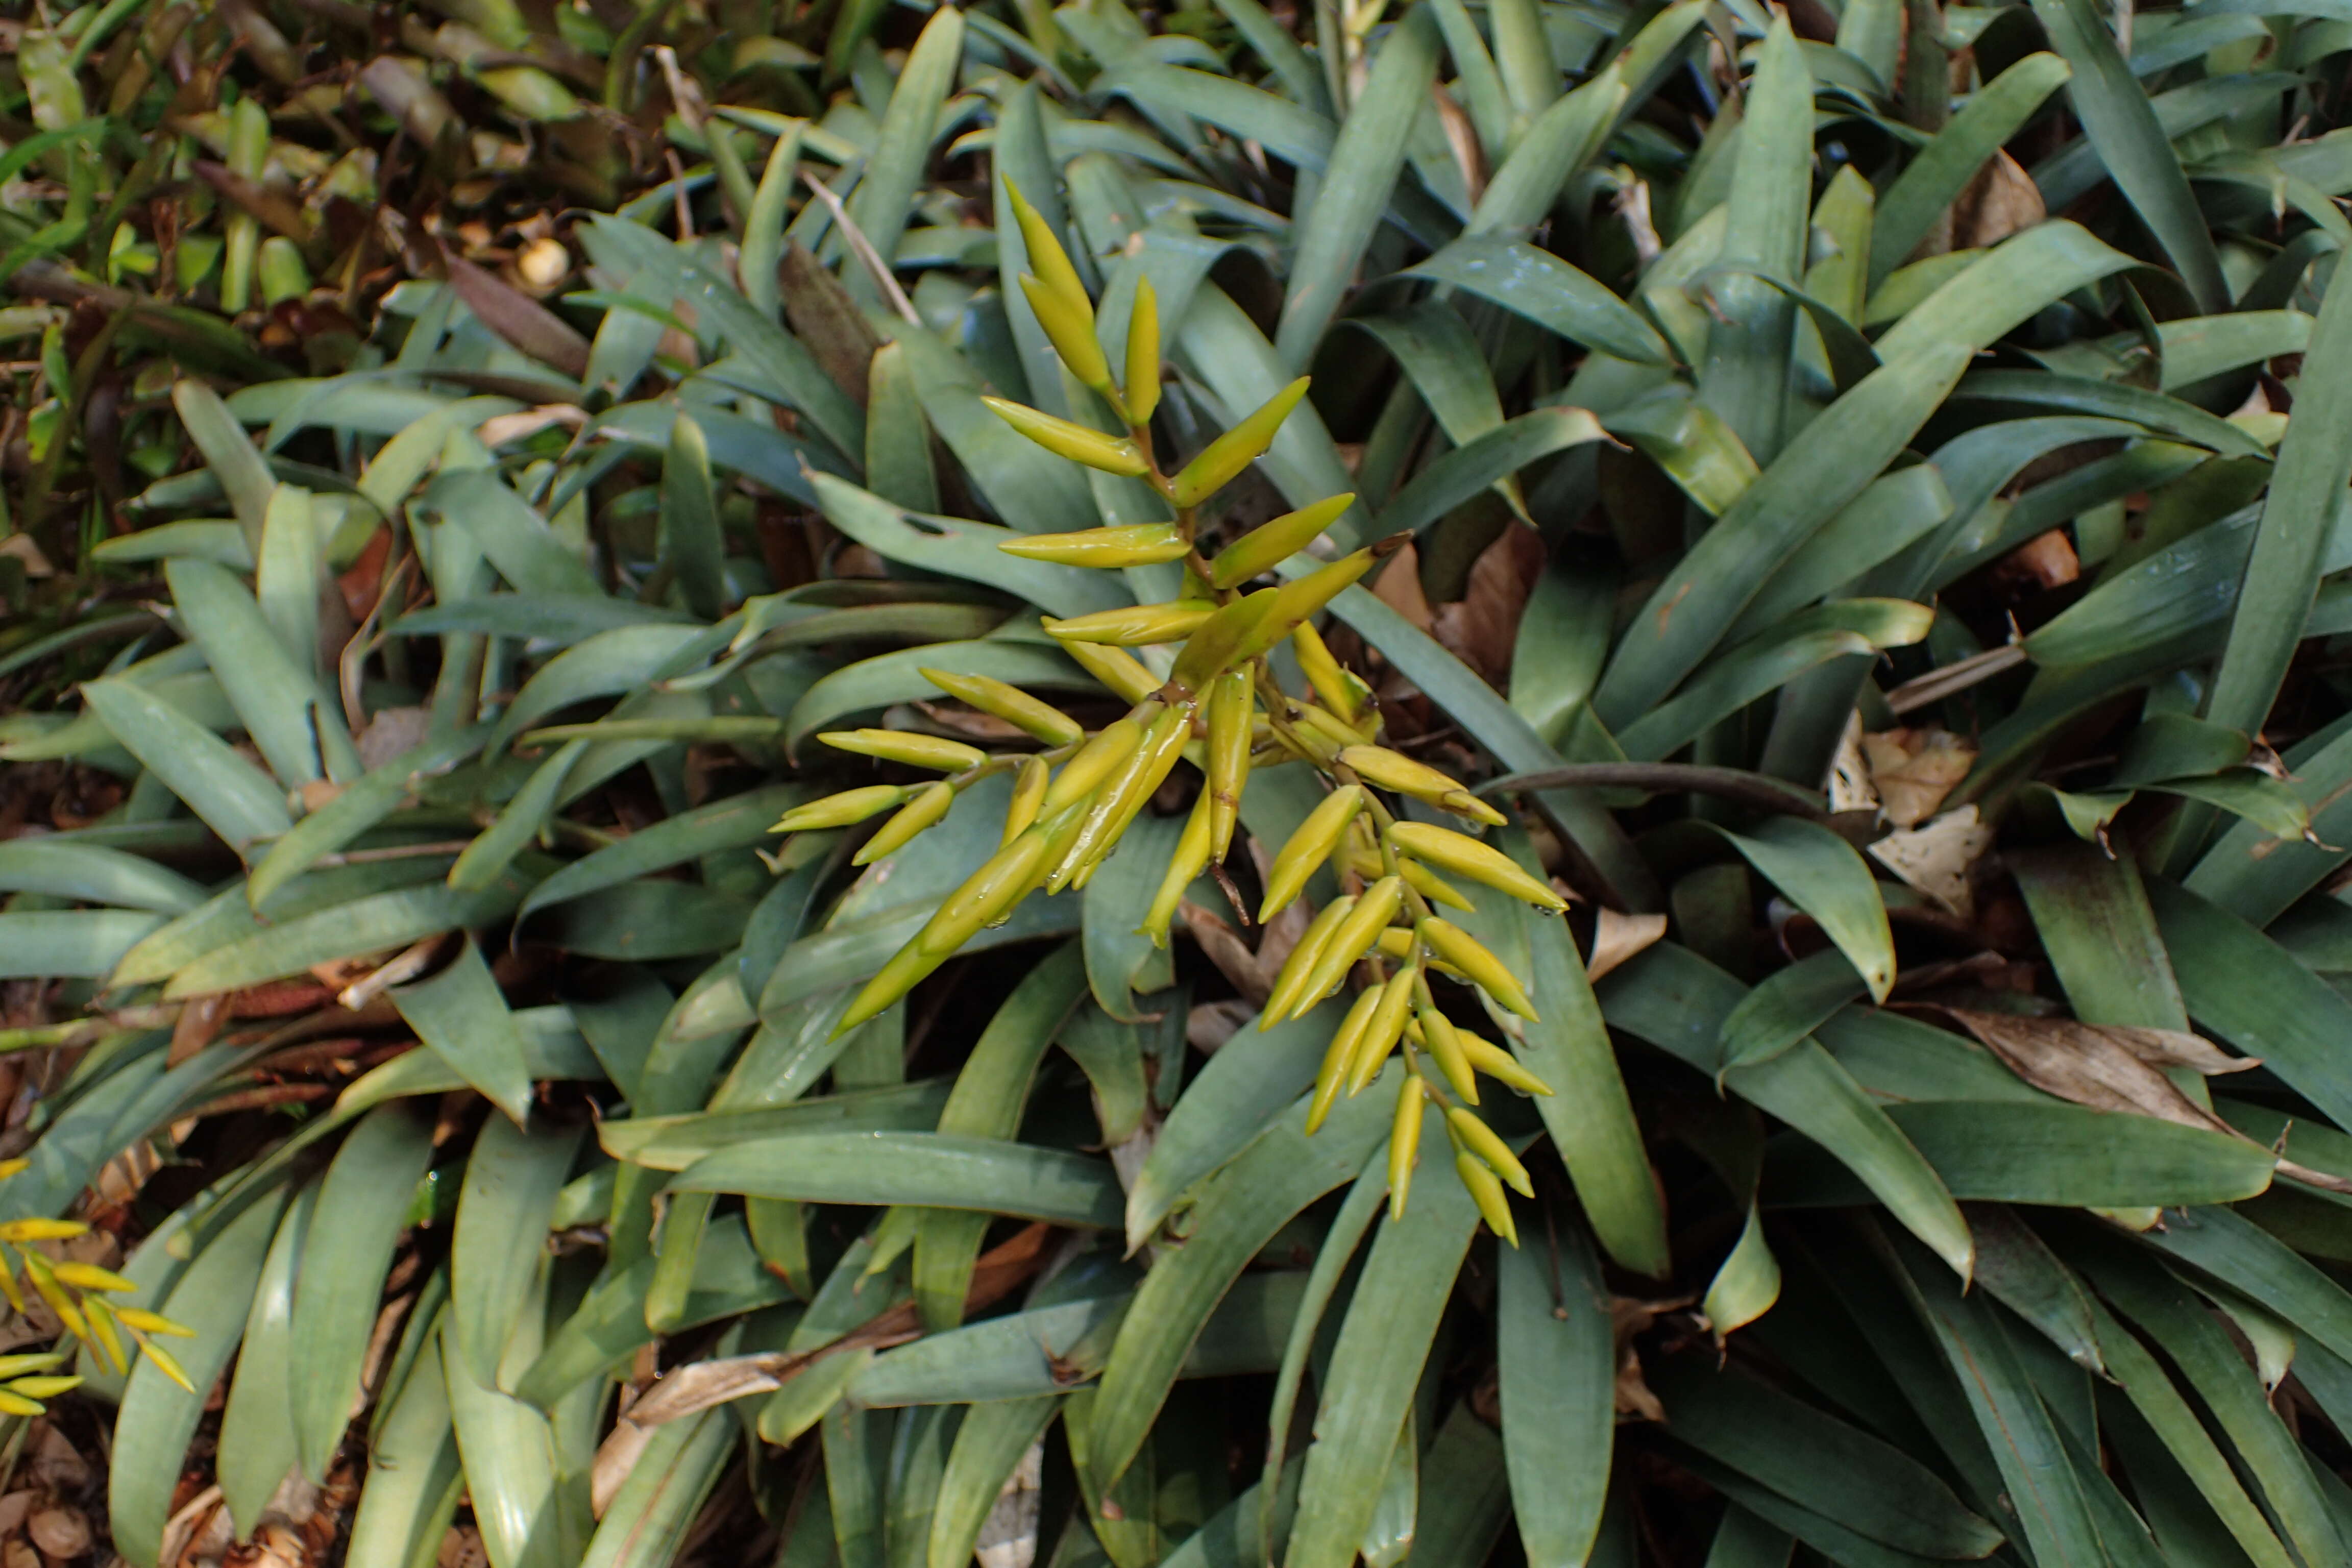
769 180 1567 1241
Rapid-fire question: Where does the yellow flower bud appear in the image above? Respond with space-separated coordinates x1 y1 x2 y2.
1126 274 1162 425
1302 875 1405 1009
1458 1031 1554 1096
1020 273 1112 393
1295 702 1374 750
1292 621 1358 722
1417 917 1538 1020
854 780 954 865
1417 1003 1479 1104
1168 587 1280 695
1259 784 1365 921
138 1341 195 1392
982 397 1149 477
1051 702 1190 891
1229 541 1401 666
1004 178 1090 327
1170 377 1311 507
1042 718 1145 818
1386 822 1568 913
1004 756 1049 844
775 785 910 833
1375 927 1415 960
820 728 988 771
1263 893 1356 1026
1143 786 1216 945
1447 1106 1534 1197
921 667 1086 746
1204 668 1253 861
1001 524 1190 568
1308 986 1384 1134
0 1158 29 1180
836 937 938 1034
1388 1076 1425 1220
918 823 1057 958
0 1219 87 1244
1399 856 1476 912
1045 601 1216 647
1208 493 1355 589
80 1302 125 1375
1062 641 1164 703
20 1255 84 1344
0 1391 41 1418
1349 964 1417 1095
1455 1150 1520 1246
50 1262 134 1293
114 1307 195 1337
1338 745 1473 805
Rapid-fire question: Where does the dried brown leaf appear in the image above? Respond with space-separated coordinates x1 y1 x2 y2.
1587 910 1668 982
1868 805 1995 918
1859 727 1975 828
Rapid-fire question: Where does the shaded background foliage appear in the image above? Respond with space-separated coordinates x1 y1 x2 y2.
10 0 2352 1562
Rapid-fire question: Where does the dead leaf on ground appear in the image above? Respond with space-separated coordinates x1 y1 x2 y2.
1950 149 2047 251
1869 805 1996 919
1932 1008 2348 1191
1996 529 2080 591
1828 713 1878 815
1860 727 1976 828
1587 910 1668 982
975 1442 1044 1568
1431 523 1544 685
1371 540 1436 632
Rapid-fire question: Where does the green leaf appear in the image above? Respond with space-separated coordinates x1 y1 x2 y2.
81 677 294 853
811 475 1126 619
1772 1099 2277 1207
1124 998 1345 1251
2149 880 2352 1132
842 5 962 297
1282 1109 1479 1568
108 1188 286 1568
1871 53 2072 288
166 556 361 787
1700 19 1811 464
1711 817 1897 1002
581 215 865 464
1650 1356 2003 1557
453 1118 581 1390
1375 408 1608 538
1088 1067 1394 1492
2186 713 2352 924
1718 949 1870 1074
420 471 604 600
580 1405 734 1568
2208 236 2352 733
1275 7 1439 368
173 377 277 548
1599 946 1973 1276
162 872 530 998
0 838 206 915
390 936 536 1125
671 1132 1124 1227
662 411 727 621
1498 1219 1616 1568
1407 237 1672 366
0 910 169 978
344 1314 463 1568
1890 1236 2108 1568
445 1281 572 1568
1596 224 2135 725
290 1102 437 1480
925 1395 1059 1568
518 783 808 924
216 1181 317 1538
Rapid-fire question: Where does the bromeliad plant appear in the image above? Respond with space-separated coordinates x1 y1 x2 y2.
781 185 1563 1234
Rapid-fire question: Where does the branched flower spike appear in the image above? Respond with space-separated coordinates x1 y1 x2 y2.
773 185 1570 1241
0 1159 194 1408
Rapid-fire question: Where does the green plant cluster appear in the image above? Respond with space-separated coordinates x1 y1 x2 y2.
14 0 2352 1561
